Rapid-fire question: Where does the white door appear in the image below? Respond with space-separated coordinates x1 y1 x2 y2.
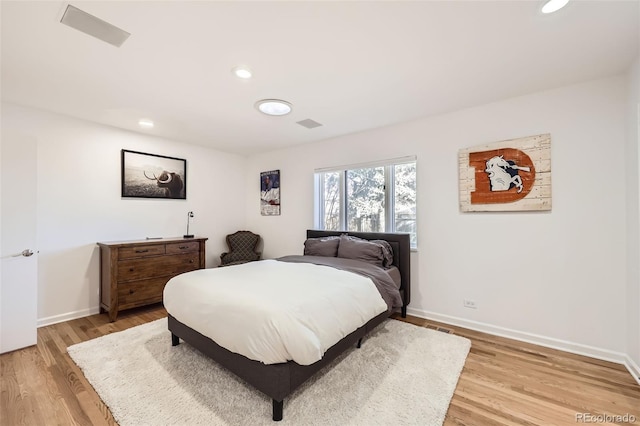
0 128 38 353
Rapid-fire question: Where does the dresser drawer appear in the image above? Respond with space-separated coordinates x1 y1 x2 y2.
117 252 200 281
166 241 200 254
118 244 165 259
117 277 168 309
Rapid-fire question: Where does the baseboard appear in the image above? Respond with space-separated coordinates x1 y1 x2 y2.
624 355 640 386
37 307 101 328
407 307 636 377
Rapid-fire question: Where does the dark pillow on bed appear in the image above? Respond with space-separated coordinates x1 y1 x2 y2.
370 239 394 268
337 235 389 267
303 236 340 257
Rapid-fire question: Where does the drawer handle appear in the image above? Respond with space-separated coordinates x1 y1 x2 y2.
135 249 149 253
129 289 134 295
179 246 189 250
189 259 194 263
129 268 134 272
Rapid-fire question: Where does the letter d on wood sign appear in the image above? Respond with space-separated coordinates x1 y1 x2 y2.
458 134 551 212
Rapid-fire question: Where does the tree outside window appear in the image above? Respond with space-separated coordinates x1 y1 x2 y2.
316 159 416 248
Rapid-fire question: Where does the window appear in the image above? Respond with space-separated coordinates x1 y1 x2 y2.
315 157 417 248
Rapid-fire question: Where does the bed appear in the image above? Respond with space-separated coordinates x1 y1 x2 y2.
164 230 411 421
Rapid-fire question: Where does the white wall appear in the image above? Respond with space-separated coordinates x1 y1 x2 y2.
245 75 630 361
2 103 248 325
626 56 640 380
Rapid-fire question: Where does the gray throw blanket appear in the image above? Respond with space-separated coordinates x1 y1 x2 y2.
276 255 403 311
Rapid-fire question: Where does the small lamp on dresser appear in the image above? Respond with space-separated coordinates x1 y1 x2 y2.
184 211 194 238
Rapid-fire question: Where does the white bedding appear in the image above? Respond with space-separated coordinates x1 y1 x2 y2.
163 259 387 365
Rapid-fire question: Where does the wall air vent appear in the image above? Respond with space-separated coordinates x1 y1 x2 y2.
296 119 323 129
60 4 130 47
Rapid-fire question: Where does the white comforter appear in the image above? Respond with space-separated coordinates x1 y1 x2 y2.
163 259 387 365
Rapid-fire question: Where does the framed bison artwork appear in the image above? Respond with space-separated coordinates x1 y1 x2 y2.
121 149 187 199
458 134 551 212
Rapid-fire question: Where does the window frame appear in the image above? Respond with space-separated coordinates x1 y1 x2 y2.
314 156 417 247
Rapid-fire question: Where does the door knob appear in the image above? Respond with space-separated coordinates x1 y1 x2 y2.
9 249 34 258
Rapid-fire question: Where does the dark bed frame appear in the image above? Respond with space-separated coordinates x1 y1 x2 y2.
167 230 411 421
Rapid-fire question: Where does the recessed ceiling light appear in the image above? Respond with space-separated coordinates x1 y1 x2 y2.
541 0 569 14
232 66 252 79
255 99 292 116
138 119 154 128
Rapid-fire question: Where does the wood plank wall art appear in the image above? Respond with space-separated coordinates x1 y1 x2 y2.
459 134 551 212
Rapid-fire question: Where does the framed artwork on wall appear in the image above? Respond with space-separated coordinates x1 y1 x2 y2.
458 134 551 212
121 149 187 199
260 170 280 216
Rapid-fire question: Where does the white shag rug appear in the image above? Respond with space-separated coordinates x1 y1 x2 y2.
68 318 471 426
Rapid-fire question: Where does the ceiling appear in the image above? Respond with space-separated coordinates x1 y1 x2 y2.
2 1 638 156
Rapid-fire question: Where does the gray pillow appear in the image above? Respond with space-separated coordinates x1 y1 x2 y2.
337 235 386 267
304 237 340 257
371 239 394 268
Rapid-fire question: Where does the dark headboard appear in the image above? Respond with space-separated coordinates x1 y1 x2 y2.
306 230 411 316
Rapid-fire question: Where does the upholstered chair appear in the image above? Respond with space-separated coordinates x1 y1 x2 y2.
220 231 261 266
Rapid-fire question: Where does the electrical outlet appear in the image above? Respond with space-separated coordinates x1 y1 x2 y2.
463 299 477 309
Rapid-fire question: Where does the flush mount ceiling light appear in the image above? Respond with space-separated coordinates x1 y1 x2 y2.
541 0 570 14
255 99 292 116
232 66 252 79
138 119 154 128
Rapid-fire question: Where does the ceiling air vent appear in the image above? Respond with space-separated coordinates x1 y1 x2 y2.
296 119 323 129
60 4 130 47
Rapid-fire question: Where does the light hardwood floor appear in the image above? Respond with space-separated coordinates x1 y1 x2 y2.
1 305 638 425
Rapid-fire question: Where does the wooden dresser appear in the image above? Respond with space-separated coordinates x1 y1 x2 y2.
97 237 207 322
